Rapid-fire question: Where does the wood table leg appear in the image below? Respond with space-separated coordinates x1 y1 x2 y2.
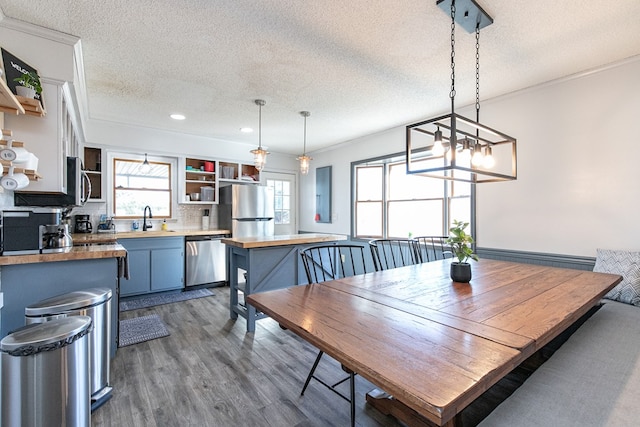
366 389 459 427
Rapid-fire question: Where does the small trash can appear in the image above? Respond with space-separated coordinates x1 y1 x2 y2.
1 316 92 427
25 288 113 407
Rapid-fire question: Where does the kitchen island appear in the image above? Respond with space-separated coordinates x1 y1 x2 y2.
222 233 347 332
0 244 127 356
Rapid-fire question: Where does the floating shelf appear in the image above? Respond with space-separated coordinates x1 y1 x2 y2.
0 139 24 148
0 78 25 115
0 161 41 181
16 96 46 117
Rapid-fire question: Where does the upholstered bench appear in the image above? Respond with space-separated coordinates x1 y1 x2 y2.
479 249 640 427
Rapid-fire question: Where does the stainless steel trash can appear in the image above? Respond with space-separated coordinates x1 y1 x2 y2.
25 288 113 408
1 316 92 427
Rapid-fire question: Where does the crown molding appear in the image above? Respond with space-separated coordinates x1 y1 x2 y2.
0 14 79 46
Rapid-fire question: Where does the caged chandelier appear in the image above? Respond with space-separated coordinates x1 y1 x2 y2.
406 0 517 183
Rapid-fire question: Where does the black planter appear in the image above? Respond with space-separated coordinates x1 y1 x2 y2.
450 262 472 283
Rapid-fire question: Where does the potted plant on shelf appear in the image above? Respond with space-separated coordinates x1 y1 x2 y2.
13 71 42 99
446 220 478 283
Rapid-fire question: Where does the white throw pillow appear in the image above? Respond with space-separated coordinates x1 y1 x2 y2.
593 249 640 306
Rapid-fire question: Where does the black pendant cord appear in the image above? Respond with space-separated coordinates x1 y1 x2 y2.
475 23 480 139
258 103 262 149
449 0 457 157
303 114 307 155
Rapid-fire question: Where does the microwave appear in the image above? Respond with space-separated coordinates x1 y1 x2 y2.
14 157 90 207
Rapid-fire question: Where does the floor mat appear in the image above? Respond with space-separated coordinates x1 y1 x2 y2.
118 314 169 347
119 288 214 312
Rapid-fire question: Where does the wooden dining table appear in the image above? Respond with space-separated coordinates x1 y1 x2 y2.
246 259 621 427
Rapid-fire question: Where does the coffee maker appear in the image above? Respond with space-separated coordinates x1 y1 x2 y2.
1 207 73 255
74 214 92 233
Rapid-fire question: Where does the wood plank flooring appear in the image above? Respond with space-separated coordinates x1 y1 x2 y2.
92 287 574 427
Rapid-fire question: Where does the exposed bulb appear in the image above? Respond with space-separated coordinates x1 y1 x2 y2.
458 139 471 164
298 155 311 175
471 143 484 167
483 146 495 168
432 128 445 157
251 148 268 171
139 154 151 174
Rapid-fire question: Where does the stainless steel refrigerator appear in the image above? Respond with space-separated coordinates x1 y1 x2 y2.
219 185 274 237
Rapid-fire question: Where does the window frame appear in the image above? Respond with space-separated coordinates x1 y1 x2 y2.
267 178 292 225
107 152 178 220
351 151 474 240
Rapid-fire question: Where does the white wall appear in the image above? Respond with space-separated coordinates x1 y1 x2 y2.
476 58 640 256
85 119 297 172
299 126 408 235
1 21 77 195
300 56 640 258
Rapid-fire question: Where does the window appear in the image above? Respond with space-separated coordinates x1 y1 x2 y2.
267 179 290 224
113 157 172 218
353 155 471 239
355 166 383 237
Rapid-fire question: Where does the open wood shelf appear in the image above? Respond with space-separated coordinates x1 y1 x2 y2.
16 96 46 117
0 80 46 117
0 160 41 180
0 78 25 115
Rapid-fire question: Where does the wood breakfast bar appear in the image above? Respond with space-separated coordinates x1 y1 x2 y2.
222 233 346 332
0 244 127 356
247 258 622 426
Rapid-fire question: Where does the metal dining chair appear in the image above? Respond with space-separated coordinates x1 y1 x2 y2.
368 238 420 271
299 244 369 427
414 236 454 263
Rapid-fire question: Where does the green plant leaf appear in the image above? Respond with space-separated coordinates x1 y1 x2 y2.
446 219 478 263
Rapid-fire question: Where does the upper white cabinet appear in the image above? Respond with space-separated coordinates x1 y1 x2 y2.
0 16 81 193
4 81 65 192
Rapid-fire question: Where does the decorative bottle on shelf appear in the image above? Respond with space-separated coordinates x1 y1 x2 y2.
202 209 209 230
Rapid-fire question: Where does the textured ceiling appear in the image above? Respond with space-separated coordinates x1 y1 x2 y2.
1 0 639 155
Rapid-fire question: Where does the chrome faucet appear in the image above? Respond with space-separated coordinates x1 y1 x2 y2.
143 205 153 231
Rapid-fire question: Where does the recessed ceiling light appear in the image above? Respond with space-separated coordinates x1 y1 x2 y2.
240 127 253 133
170 113 186 120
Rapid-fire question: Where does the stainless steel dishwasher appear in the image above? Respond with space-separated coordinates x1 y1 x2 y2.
185 234 228 288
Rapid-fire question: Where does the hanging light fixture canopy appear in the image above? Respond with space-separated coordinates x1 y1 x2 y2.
139 153 151 174
406 0 517 183
297 111 312 175
250 99 269 171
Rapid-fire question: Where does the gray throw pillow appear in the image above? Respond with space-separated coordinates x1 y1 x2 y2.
593 249 640 306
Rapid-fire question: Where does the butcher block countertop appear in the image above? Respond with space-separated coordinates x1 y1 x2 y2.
72 229 230 244
0 244 127 266
222 233 347 249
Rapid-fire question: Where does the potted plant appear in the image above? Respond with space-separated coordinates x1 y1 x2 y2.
446 220 478 283
13 71 42 99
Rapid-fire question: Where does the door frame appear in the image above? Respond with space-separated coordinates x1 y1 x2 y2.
262 170 298 235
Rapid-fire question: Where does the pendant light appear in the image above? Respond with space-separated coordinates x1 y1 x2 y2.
139 153 151 174
405 0 517 183
297 111 312 175
250 99 269 171
432 126 445 157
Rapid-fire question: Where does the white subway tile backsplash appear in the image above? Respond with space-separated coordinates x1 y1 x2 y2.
71 202 220 232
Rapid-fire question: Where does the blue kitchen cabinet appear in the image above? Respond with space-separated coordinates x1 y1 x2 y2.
122 248 150 296
151 247 184 291
119 237 184 297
